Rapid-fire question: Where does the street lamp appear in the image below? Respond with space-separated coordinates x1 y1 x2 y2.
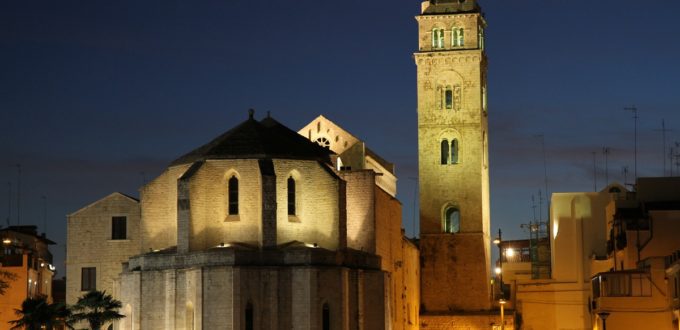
499 298 507 330
494 228 503 299
597 311 610 330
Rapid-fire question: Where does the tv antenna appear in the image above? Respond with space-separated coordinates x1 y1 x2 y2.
623 106 639 180
622 166 630 187
654 119 673 176
602 147 611 185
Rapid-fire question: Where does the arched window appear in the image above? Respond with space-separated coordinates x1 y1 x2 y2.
322 303 330 330
441 140 449 165
451 139 459 164
228 176 238 215
316 137 330 149
432 28 445 49
444 207 460 233
287 177 296 215
445 85 453 109
478 26 485 50
452 27 464 47
245 302 254 330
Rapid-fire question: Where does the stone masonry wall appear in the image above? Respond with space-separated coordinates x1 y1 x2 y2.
66 193 141 312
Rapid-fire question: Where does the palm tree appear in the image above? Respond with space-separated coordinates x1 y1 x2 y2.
0 269 17 295
70 290 124 330
9 296 71 330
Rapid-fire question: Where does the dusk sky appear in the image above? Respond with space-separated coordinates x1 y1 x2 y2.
2 0 680 274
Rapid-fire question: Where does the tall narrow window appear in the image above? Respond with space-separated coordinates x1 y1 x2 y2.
432 28 444 49
452 28 464 47
81 267 96 291
228 176 238 215
322 303 330 330
287 177 296 215
444 207 460 233
111 216 127 240
441 140 449 165
451 139 459 164
245 302 254 330
478 27 485 50
445 86 453 109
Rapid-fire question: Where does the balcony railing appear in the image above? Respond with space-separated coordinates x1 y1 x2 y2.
592 271 652 299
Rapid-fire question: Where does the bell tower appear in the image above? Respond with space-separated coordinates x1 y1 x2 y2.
415 0 491 312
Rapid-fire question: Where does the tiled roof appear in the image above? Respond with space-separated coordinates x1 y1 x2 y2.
171 111 333 166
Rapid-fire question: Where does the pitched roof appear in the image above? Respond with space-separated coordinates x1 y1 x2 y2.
170 112 333 166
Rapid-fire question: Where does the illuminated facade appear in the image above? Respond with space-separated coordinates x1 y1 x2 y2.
415 0 491 315
0 226 56 328
67 112 419 330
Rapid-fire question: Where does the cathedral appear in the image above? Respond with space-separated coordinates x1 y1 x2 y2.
66 1 505 329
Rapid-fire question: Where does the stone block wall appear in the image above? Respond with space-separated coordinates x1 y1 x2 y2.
66 192 141 311
420 233 491 312
117 264 387 330
341 170 376 253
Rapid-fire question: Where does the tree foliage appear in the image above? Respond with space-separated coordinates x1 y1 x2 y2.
70 290 125 330
0 269 17 295
9 296 72 330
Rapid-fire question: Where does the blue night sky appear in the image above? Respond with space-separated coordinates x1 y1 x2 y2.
2 1 680 274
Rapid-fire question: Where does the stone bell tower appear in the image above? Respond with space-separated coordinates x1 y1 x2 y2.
415 0 491 312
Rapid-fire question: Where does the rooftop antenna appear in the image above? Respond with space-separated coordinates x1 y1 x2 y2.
6 182 11 227
623 106 639 180
538 189 543 222
654 119 673 176
675 142 680 175
622 166 629 187
41 195 47 234
602 147 611 185
531 194 537 222
592 151 598 191
534 134 549 218
671 146 675 177
16 164 21 225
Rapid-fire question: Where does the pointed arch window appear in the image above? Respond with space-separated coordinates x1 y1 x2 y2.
444 207 460 233
441 139 449 165
228 176 238 215
452 27 464 47
432 28 445 49
287 176 296 216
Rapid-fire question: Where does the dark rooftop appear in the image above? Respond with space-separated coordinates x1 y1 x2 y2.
423 0 480 15
171 110 334 166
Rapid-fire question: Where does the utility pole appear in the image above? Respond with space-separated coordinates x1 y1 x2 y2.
624 106 639 180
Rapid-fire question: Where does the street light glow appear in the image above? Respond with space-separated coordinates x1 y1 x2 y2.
506 248 515 257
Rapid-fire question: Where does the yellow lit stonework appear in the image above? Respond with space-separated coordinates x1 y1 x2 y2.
416 0 492 314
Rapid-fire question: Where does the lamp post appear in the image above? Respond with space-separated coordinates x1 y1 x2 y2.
597 311 610 330
499 298 506 330
493 228 503 298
